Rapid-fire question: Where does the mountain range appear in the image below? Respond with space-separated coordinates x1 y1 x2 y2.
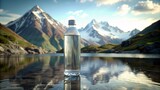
79 19 140 45
81 20 160 53
6 5 140 52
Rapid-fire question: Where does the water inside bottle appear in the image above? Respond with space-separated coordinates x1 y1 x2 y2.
64 35 80 76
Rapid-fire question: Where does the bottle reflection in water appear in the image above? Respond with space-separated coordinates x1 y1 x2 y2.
64 76 81 90
64 20 80 76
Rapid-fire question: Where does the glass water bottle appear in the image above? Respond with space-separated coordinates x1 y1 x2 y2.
64 19 80 76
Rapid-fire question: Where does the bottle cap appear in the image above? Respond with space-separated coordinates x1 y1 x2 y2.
68 20 76 25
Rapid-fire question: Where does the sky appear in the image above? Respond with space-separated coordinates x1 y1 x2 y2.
0 0 160 31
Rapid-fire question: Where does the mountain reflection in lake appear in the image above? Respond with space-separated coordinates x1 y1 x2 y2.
0 53 160 90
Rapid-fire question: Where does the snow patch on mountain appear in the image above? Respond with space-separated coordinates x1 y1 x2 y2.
79 19 140 45
6 5 66 51
80 29 101 42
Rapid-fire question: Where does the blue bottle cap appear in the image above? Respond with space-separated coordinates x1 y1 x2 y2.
68 20 76 25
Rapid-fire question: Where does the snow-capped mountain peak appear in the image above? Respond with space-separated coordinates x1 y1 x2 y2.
79 19 140 45
7 5 63 31
90 19 97 25
99 21 109 27
85 19 99 30
29 5 56 25
6 5 66 51
31 5 44 12
6 5 46 27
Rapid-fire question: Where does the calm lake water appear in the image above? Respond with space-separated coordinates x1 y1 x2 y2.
0 53 160 90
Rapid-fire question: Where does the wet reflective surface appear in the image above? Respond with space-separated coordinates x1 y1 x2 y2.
0 53 160 90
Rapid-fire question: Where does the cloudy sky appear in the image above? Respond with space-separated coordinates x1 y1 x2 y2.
0 0 160 31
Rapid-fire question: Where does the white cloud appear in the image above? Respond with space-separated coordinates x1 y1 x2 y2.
80 0 87 3
68 10 83 16
80 0 93 3
96 0 125 6
79 0 126 6
0 9 21 24
117 4 131 15
117 71 159 86
0 9 4 13
61 10 89 28
93 67 109 79
7 13 21 18
67 10 88 18
80 13 89 18
132 0 160 15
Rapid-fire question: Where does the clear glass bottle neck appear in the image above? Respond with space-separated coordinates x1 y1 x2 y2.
68 25 76 27
65 24 79 35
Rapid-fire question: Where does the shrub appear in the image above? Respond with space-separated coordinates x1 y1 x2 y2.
99 44 116 49
3 35 16 42
0 36 9 44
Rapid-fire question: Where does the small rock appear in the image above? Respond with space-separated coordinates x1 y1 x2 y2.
0 46 4 52
33 49 40 54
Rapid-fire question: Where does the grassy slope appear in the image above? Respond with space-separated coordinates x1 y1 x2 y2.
41 34 57 51
81 44 117 52
114 20 160 51
0 24 34 48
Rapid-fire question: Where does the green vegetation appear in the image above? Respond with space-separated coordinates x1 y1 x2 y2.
99 44 117 50
114 27 160 51
0 29 16 44
0 35 9 44
81 45 99 52
41 34 57 51
81 44 117 53
0 24 35 48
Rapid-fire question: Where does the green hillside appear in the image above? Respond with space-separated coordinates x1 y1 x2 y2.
0 24 34 47
114 20 160 53
0 24 45 54
81 44 117 53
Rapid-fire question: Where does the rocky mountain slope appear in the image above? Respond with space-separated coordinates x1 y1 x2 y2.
0 24 45 54
6 5 66 52
79 19 140 45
